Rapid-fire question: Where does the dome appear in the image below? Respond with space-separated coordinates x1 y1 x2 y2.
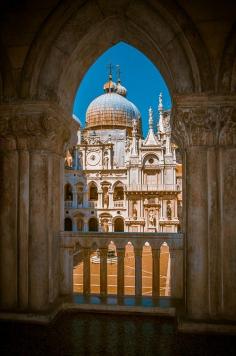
103 80 116 93
116 82 127 97
86 92 141 131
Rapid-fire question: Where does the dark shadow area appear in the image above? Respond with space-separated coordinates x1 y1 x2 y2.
0 313 236 356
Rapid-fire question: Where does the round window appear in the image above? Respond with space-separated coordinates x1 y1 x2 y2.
148 158 154 164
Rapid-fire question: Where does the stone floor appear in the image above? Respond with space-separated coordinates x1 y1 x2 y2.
1 312 236 355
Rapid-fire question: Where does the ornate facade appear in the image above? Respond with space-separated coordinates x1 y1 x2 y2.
64 76 182 233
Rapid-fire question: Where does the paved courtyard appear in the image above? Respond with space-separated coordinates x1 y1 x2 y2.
73 244 170 296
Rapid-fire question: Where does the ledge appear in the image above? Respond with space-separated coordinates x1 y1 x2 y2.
178 318 236 335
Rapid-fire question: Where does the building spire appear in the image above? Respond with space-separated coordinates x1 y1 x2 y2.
131 118 138 156
104 64 116 93
149 106 153 130
143 106 158 146
158 92 164 133
116 64 121 84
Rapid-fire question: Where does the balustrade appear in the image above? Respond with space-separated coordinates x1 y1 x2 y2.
60 232 184 301
126 184 180 192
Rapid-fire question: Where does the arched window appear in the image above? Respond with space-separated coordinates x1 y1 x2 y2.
64 183 73 201
88 217 98 232
89 183 98 201
113 182 124 201
114 217 124 232
64 217 72 231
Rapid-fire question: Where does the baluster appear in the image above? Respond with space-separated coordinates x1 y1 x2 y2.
100 247 108 297
83 247 91 296
117 248 125 297
152 248 160 297
134 247 142 297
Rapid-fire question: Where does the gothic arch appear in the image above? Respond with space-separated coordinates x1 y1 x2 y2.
64 183 73 201
88 217 98 232
113 217 124 232
20 0 214 114
217 23 236 93
64 217 72 231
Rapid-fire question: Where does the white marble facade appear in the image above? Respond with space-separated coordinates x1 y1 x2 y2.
64 79 182 233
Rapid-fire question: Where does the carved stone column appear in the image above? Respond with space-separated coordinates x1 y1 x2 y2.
83 247 91 296
97 189 103 208
100 247 108 297
117 248 125 297
152 248 160 298
134 247 142 297
172 98 236 321
169 248 183 298
0 102 72 312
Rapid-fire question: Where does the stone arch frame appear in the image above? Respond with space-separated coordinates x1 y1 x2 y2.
19 0 214 113
88 217 99 232
217 23 236 93
64 217 72 231
0 0 235 325
142 153 159 167
88 181 98 201
113 216 125 232
64 182 73 201
112 181 125 202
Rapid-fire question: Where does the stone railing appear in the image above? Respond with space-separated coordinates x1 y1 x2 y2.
65 200 73 208
125 184 180 192
60 232 184 300
114 201 124 208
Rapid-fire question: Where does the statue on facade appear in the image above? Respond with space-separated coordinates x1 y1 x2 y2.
132 202 137 220
167 201 172 220
148 209 156 226
65 149 73 168
103 189 109 208
101 218 109 232
103 155 109 169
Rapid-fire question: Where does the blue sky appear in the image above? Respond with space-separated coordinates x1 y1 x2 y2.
73 42 171 137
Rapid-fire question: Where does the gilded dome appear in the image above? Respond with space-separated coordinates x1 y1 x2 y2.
86 84 141 131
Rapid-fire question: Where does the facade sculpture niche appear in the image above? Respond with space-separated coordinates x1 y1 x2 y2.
167 201 172 220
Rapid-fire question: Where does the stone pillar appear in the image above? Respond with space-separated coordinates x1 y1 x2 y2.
83 247 91 295
134 247 142 297
0 102 72 313
60 245 74 296
169 248 183 298
0 138 18 309
97 189 103 208
84 219 88 232
72 187 78 208
100 247 108 297
117 248 125 297
152 248 160 298
109 190 113 208
83 189 88 208
173 102 236 322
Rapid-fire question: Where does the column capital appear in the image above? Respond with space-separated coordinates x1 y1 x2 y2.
0 101 75 154
172 101 236 149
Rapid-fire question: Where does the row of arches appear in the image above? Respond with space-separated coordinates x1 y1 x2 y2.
64 181 124 202
64 217 124 232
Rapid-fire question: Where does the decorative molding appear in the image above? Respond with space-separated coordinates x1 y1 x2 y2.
0 101 72 153
172 105 236 148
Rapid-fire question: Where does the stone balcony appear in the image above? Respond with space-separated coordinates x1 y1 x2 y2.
60 232 184 306
125 184 180 192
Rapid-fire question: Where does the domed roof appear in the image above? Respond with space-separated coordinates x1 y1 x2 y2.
86 81 141 131
116 82 127 97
